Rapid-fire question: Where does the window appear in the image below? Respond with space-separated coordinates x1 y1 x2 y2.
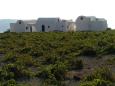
19 20 21 24
48 26 50 28
80 16 84 20
26 27 28 30
58 19 60 22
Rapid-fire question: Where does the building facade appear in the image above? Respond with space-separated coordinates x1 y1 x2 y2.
10 20 37 32
36 18 62 32
76 16 108 31
10 16 108 32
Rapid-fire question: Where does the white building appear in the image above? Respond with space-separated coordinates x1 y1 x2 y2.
10 20 37 32
61 20 76 32
35 18 76 32
10 16 108 32
10 18 76 32
76 16 108 31
36 18 63 32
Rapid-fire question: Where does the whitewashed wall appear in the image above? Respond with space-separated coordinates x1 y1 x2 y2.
10 23 15 32
76 16 108 31
90 20 107 31
36 18 62 32
13 20 26 32
25 24 37 32
76 16 90 31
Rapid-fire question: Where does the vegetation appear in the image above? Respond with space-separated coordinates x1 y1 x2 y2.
4 29 10 33
0 31 115 85
80 67 115 86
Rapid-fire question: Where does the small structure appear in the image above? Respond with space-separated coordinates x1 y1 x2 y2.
76 16 108 31
61 20 76 32
36 18 62 32
10 20 37 32
36 18 76 32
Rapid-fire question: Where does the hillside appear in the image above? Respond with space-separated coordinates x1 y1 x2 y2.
0 19 16 33
0 31 115 86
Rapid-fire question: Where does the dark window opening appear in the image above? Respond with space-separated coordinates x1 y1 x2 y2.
80 17 84 20
42 25 45 32
58 19 60 22
30 26 32 32
48 26 50 28
26 27 28 30
19 20 21 24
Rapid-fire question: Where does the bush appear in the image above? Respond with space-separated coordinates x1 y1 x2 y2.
3 79 16 86
37 62 68 85
104 44 115 54
82 67 115 86
80 79 112 86
4 29 10 33
0 67 14 81
80 46 97 56
84 67 114 81
16 54 34 66
52 61 68 80
3 51 16 62
0 64 34 80
37 65 56 84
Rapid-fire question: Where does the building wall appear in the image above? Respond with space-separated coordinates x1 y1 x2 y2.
10 20 37 32
10 23 15 32
61 20 76 32
36 18 76 32
76 16 108 31
60 20 68 32
76 16 90 31
13 20 26 32
90 20 107 31
36 18 63 32
67 22 76 32
10 16 107 32
32 25 37 32
25 24 37 32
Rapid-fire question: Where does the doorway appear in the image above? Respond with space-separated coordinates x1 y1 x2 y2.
30 26 32 32
42 25 45 32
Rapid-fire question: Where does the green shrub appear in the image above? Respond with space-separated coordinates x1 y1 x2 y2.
37 62 68 84
0 64 34 80
0 67 14 81
93 67 114 81
4 29 10 33
19 47 31 54
106 57 115 65
84 67 114 82
80 46 97 56
52 61 68 80
104 44 115 54
16 54 34 66
3 51 16 62
3 79 16 86
80 79 112 86
37 65 56 84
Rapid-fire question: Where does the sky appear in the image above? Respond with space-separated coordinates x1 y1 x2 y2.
0 0 115 28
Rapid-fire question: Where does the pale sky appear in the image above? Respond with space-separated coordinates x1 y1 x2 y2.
0 0 115 28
